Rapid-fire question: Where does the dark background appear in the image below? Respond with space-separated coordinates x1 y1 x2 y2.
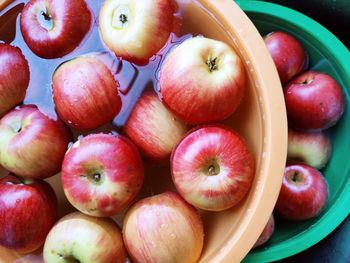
265 0 350 49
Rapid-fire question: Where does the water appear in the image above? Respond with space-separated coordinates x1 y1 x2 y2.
0 0 194 133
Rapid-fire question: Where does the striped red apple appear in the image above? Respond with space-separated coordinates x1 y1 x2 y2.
0 43 29 117
61 133 144 217
123 192 204 263
160 37 246 124
123 91 188 163
171 125 255 211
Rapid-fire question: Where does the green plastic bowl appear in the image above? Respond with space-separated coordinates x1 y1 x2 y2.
236 1 350 262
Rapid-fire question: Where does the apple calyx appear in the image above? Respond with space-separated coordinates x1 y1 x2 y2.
300 77 314 85
37 7 54 31
206 56 219 72
57 253 80 263
286 170 304 185
112 6 130 29
204 160 220 176
80 171 104 185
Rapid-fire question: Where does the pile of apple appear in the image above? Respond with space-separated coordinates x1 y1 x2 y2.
253 31 345 248
0 0 256 262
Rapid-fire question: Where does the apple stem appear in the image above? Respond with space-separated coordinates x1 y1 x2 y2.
93 173 101 182
57 253 80 263
206 57 218 72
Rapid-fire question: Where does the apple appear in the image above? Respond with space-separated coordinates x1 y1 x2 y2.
0 174 57 254
275 164 328 220
253 214 275 248
61 133 144 217
123 91 188 163
123 192 204 263
288 128 331 169
159 37 246 124
264 31 307 85
52 56 122 131
171 125 255 211
99 0 177 64
0 43 29 117
0 105 71 179
20 0 91 59
284 71 344 131
43 212 126 263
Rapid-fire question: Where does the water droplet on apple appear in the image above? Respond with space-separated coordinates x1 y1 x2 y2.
170 233 177 239
161 223 168 229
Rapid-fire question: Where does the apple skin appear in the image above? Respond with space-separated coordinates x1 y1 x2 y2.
0 105 71 179
20 0 91 59
171 125 255 211
284 71 345 131
253 214 275 248
0 43 29 117
159 37 246 125
0 175 57 254
61 133 144 217
288 128 331 169
123 91 188 163
99 0 177 64
52 56 122 131
275 164 328 221
123 192 204 263
43 212 126 263
264 31 307 85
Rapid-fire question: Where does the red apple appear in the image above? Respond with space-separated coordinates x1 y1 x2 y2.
284 71 344 131
20 0 91 59
0 106 71 179
52 56 122 131
0 174 57 254
253 214 275 248
43 212 126 263
275 164 328 220
288 128 331 169
123 192 204 263
123 91 188 163
62 133 144 217
0 43 29 117
99 0 177 64
159 37 246 124
171 125 255 211
264 31 307 85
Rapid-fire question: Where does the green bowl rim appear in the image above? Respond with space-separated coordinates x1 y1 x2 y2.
237 1 350 262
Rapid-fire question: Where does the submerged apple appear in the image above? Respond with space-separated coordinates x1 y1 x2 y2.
288 128 331 169
62 133 144 217
43 212 126 263
52 56 122 131
160 37 246 124
99 0 177 64
123 192 204 263
275 164 328 221
0 106 71 179
284 71 344 131
264 31 307 85
0 175 57 254
20 0 92 58
171 125 255 211
0 43 29 117
123 91 188 163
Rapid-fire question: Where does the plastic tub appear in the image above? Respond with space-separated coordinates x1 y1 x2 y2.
0 0 287 262
237 1 350 262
